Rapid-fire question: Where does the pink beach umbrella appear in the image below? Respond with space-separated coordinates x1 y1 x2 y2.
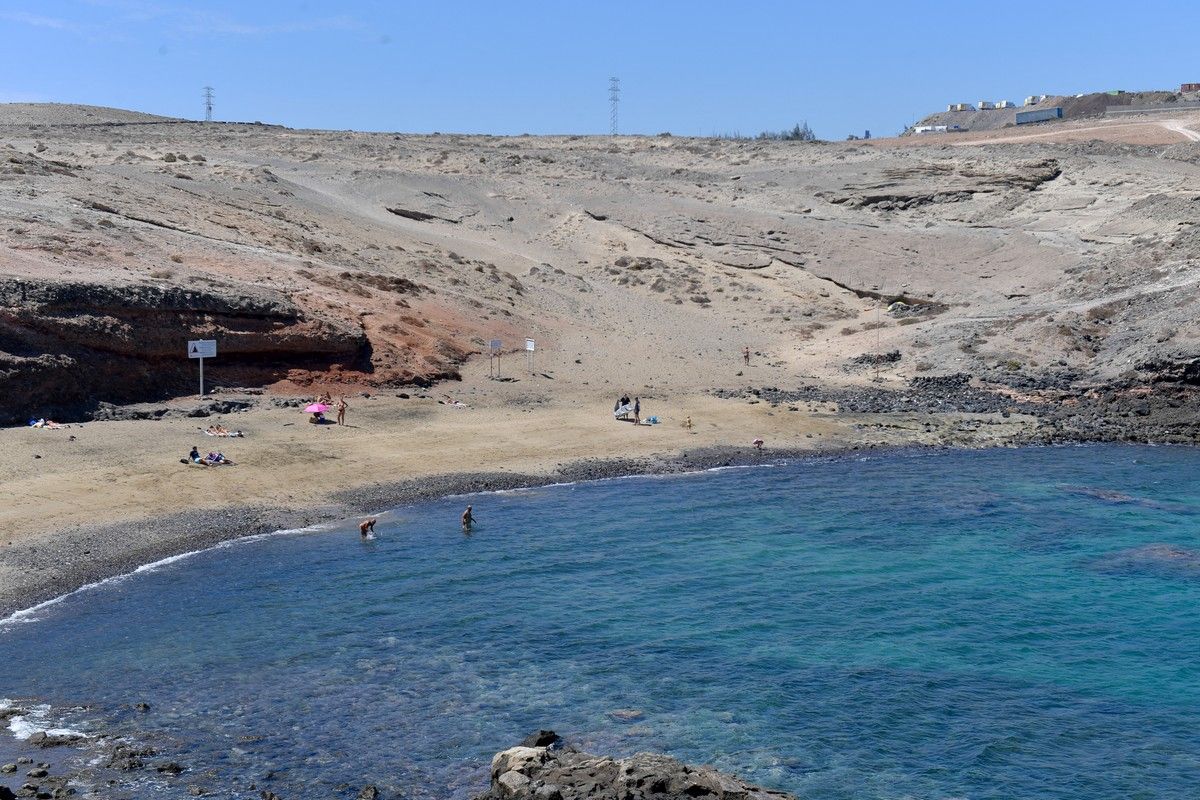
304 403 329 414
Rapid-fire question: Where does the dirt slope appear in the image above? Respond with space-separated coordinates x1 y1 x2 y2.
1 104 1198 425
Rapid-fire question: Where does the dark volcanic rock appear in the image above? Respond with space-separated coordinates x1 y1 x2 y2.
908 373 971 392
475 736 793 800
105 744 156 771
520 730 562 748
851 349 901 366
1137 356 1200 385
26 732 82 748
714 374 1200 445
0 276 367 425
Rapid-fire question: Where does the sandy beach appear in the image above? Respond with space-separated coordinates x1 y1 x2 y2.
0 370 1044 618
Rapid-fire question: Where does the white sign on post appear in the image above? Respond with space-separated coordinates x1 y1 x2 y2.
525 338 535 352
525 338 535 373
188 340 217 359
488 339 502 379
188 339 217 396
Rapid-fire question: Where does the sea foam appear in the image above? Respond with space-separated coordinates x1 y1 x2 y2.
6 703 88 741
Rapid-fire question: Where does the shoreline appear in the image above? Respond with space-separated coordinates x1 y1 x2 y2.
3 355 1195 622
6 435 1198 623
0 442 941 621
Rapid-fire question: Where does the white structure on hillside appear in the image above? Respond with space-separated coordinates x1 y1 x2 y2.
996 100 1015 108
977 100 995 110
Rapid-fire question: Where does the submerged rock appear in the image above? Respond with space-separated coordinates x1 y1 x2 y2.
1092 543 1200 579
476 733 794 800
607 709 645 723
105 744 156 771
26 732 83 748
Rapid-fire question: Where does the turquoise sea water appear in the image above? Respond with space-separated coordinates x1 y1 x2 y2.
1 445 1199 799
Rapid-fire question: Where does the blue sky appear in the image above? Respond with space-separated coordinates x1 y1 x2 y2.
3 0 1200 138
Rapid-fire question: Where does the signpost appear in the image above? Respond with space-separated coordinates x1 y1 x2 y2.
488 339 502 379
525 338 535 373
188 339 217 397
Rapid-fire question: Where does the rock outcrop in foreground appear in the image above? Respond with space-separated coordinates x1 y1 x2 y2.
476 732 794 800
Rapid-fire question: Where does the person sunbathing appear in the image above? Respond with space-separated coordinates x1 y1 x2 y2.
202 424 245 437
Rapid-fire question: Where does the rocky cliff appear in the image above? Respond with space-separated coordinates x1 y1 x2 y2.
0 276 367 424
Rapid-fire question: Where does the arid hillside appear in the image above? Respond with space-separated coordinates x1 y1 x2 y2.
1 103 1198 424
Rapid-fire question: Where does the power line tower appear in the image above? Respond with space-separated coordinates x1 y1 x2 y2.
202 86 214 122
608 77 620 135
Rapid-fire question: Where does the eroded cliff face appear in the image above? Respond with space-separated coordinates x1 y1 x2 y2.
0 277 368 423
2 105 1199 426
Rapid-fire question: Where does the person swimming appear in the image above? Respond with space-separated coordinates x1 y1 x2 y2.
359 518 377 538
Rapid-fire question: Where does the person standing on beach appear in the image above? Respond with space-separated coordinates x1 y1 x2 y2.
359 518 376 538
633 397 641 424
743 346 751 365
462 505 475 531
336 396 348 426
